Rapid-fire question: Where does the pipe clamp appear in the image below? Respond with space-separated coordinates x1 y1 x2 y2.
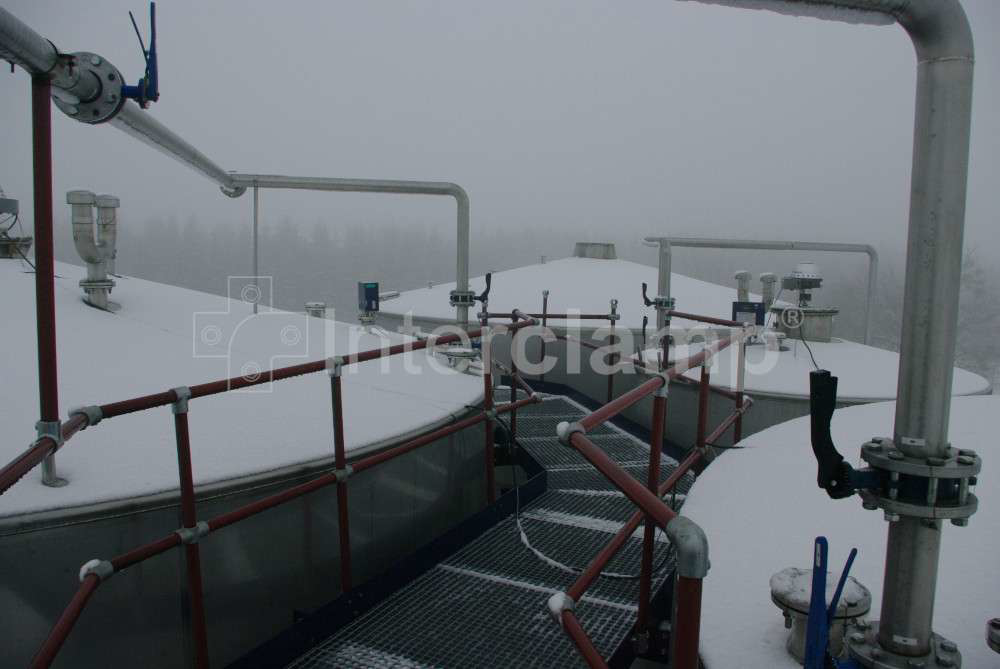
175 521 210 545
556 421 585 447
78 558 114 582
546 591 575 624
171 386 192 414
333 466 354 483
326 357 345 377
34 420 63 449
68 405 103 429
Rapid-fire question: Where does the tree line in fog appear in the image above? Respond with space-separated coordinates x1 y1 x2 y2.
53 214 1000 388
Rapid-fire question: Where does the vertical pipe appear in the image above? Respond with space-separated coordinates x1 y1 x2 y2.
509 317 518 441
606 302 617 403
696 364 710 450
483 335 496 505
455 189 470 326
329 374 351 592
637 389 666 630
671 575 703 669
252 185 259 315
540 290 549 383
31 76 61 485
173 411 210 669
656 242 671 333
864 250 877 345
734 341 746 443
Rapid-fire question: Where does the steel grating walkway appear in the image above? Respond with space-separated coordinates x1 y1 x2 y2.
286 389 695 669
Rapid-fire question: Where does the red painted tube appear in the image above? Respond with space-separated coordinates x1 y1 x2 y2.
637 393 666 630
672 374 740 401
510 372 535 399
31 76 58 424
207 473 337 533
562 610 609 669
704 400 751 447
734 392 745 444
352 412 488 475
696 366 710 450
101 389 181 419
568 433 676 530
667 309 742 328
606 324 617 404
579 376 663 432
509 322 519 440
0 414 88 495
555 333 603 352
30 574 101 669
539 292 549 383
111 533 183 572
490 312 612 321
173 412 210 668
484 369 496 504
671 576 704 669
330 375 351 593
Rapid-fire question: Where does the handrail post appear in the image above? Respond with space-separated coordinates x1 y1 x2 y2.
328 363 351 592
637 376 667 630
696 363 710 450
539 290 549 383
171 388 210 669
734 338 746 443
509 315 519 441
606 299 618 403
482 324 496 504
665 515 709 669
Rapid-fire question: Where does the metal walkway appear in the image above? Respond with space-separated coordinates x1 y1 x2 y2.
286 389 695 669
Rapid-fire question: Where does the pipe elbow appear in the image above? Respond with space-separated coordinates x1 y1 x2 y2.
666 515 710 579
896 0 974 64
442 182 469 210
220 184 247 198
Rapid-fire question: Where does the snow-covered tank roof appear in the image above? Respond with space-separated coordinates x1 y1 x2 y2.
682 395 999 669
385 254 990 400
0 260 481 519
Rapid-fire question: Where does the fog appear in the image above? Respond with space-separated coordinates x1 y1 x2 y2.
2 1 999 381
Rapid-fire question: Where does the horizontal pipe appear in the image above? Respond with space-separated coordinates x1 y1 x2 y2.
110 533 182 572
486 312 613 321
30 574 101 669
666 310 743 328
568 432 677 530
351 412 487 475
110 102 240 194
579 377 664 431
561 610 609 669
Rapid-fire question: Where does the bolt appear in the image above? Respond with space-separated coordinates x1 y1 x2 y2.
90 55 101 66
884 511 900 522
937 655 955 667
969 476 978 486
851 632 866 644
107 72 116 81
66 106 78 115
862 499 879 511
888 450 904 460
958 449 977 458
940 640 957 653
927 456 946 467
105 93 117 103
951 518 968 527
865 442 883 453
957 455 974 466
907 660 926 668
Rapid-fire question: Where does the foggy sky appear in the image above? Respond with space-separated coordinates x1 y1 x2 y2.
1 0 998 272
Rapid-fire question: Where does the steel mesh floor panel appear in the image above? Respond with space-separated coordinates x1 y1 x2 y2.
286 389 686 668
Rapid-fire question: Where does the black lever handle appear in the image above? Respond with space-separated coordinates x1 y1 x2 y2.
641 282 654 307
476 272 492 303
809 370 857 499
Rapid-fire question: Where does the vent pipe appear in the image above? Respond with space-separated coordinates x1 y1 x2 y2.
733 270 751 302
95 194 119 276
759 272 777 310
67 190 116 311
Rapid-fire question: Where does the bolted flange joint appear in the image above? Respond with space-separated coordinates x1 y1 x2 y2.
653 296 676 311
175 520 210 545
449 289 477 307
546 591 575 625
68 405 103 429
556 421 585 447
171 386 192 415
78 558 114 583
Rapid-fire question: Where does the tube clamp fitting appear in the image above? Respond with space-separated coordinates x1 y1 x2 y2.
326 357 345 377
175 521 210 545
654 373 670 398
333 465 354 483
79 558 114 582
665 516 710 579
171 386 192 414
68 405 103 429
546 591 575 624
35 420 63 449
556 421 585 447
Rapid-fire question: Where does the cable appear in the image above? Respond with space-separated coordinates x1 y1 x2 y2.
495 394 674 581
797 323 821 371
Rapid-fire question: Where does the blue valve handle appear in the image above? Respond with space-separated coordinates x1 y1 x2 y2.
122 2 159 108
805 537 862 669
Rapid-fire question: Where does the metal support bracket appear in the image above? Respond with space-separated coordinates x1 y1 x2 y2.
547 591 575 624
175 520 210 545
78 558 114 582
556 421 585 447
171 386 191 415
36 419 68 488
449 289 476 307
68 405 103 429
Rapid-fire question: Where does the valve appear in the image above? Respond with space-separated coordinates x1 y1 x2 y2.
802 537 862 669
641 282 675 311
809 370 878 500
121 2 159 108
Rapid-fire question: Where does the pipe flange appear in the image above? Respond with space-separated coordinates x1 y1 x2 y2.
52 52 125 124
79 278 115 290
449 290 477 307
653 296 675 311
861 440 981 479
555 421 585 447
846 620 962 668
